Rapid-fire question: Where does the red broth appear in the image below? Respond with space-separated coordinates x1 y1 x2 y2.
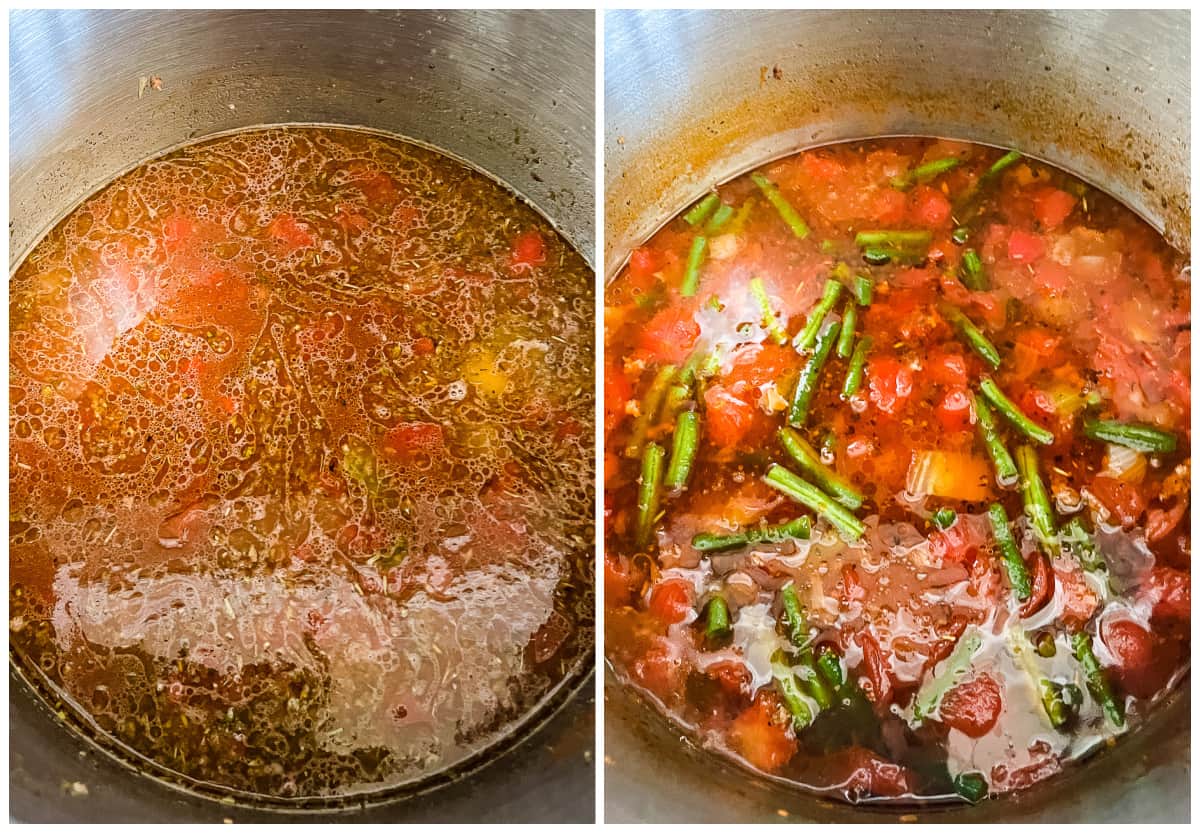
10 126 594 800
604 137 1189 803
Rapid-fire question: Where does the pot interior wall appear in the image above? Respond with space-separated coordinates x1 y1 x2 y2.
604 9 1189 276
9 8 595 822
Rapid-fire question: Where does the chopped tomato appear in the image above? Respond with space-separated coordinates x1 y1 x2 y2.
1101 618 1162 699
1054 563 1099 627
929 521 978 566
267 213 315 251
801 151 846 181
855 631 894 709
703 385 757 448
934 386 973 433
1032 260 1071 297
1140 566 1190 623
413 337 436 356
510 230 547 270
1090 475 1146 527
939 673 1002 737
381 422 444 460
605 554 637 605
869 189 908 225
823 747 914 798
841 564 866 603
647 578 693 625
629 638 685 701
605 366 634 435
723 343 799 396
707 660 752 697
1007 229 1046 263
865 356 914 417
925 350 969 387
728 694 798 773
629 246 658 279
358 172 398 206
1019 552 1053 618
909 185 952 227
637 305 700 364
1032 187 1077 230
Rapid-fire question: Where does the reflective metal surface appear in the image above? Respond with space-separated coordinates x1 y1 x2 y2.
604 8 1189 823
10 8 595 822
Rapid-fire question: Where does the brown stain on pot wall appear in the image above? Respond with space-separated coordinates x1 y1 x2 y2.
604 10 1190 278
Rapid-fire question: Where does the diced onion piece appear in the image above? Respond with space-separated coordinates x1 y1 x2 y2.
1103 444 1146 483
709 233 741 261
905 450 990 501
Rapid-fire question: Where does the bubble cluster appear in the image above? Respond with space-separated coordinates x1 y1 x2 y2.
10 126 595 801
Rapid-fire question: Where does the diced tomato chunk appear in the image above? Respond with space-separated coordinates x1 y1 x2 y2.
929 521 977 565
604 366 634 435
925 350 969 387
510 230 546 270
1032 187 1077 230
629 638 685 701
605 554 636 605
801 152 846 181
637 306 700 364
728 694 798 773
267 213 315 251
866 356 914 416
934 386 973 433
1090 475 1146 527
1054 563 1099 627
413 337 436 356
824 747 915 798
1140 566 1190 623
1033 260 1071 297
909 185 952 227
703 385 757 448
939 673 1002 738
869 189 908 224
647 578 693 625
1019 552 1053 618
1007 229 1046 263
629 246 658 278
707 660 752 697
381 421 444 460
855 631 894 709
1101 618 1162 698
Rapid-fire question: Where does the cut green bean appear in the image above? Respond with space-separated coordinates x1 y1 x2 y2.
763 464 865 541
704 202 735 234
913 628 983 721
684 193 720 227
662 381 693 421
690 516 811 552
985 149 1022 180
954 772 988 804
816 647 844 688
980 377 1054 445
1015 445 1057 552
704 595 732 641
1072 632 1125 728
750 277 788 345
772 654 815 731
862 247 892 265
1060 517 1107 574
635 443 665 550
789 319 841 426
960 248 988 291
751 172 810 238
1040 679 1083 730
840 335 872 400
778 427 864 510
624 364 678 459
932 508 957 530
680 235 708 297
892 157 961 191
951 226 970 245
941 305 1001 369
852 274 873 306
836 300 857 359
793 279 843 353
779 584 812 653
973 393 1019 485
664 410 700 491
1083 419 1178 454
987 503 1032 600
854 230 933 249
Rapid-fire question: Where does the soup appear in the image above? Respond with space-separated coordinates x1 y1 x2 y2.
604 138 1188 803
10 126 594 800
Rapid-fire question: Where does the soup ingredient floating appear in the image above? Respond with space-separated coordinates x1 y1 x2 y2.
10 127 594 800
604 137 1189 804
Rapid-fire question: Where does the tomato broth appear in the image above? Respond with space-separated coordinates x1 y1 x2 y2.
604 137 1189 803
10 126 594 800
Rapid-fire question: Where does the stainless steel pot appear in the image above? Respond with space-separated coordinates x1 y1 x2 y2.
604 9 1189 823
9 9 595 823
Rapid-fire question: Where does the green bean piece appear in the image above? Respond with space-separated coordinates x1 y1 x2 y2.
1072 632 1125 728
932 508 957 530
704 595 732 641
1083 418 1178 454
960 248 989 291
789 319 841 427
778 427 864 510
984 149 1022 180
1060 517 1107 574
836 300 857 359
750 277 789 346
635 443 666 550
704 202 735 234
816 647 845 688
793 279 844 353
951 226 970 245
852 274 873 306
680 235 708 297
1035 632 1058 658
973 393 1019 485
913 628 983 721
763 464 866 541
840 335 872 401
684 192 720 227
941 305 1002 369
662 382 692 421
1015 445 1058 552
779 584 811 652
953 772 989 804
664 410 700 491
751 172 810 239
854 230 933 249
980 378 1055 445
987 503 1032 601
862 247 892 265
892 156 961 191
690 516 811 552
624 364 678 459
1040 679 1083 730
771 654 815 731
